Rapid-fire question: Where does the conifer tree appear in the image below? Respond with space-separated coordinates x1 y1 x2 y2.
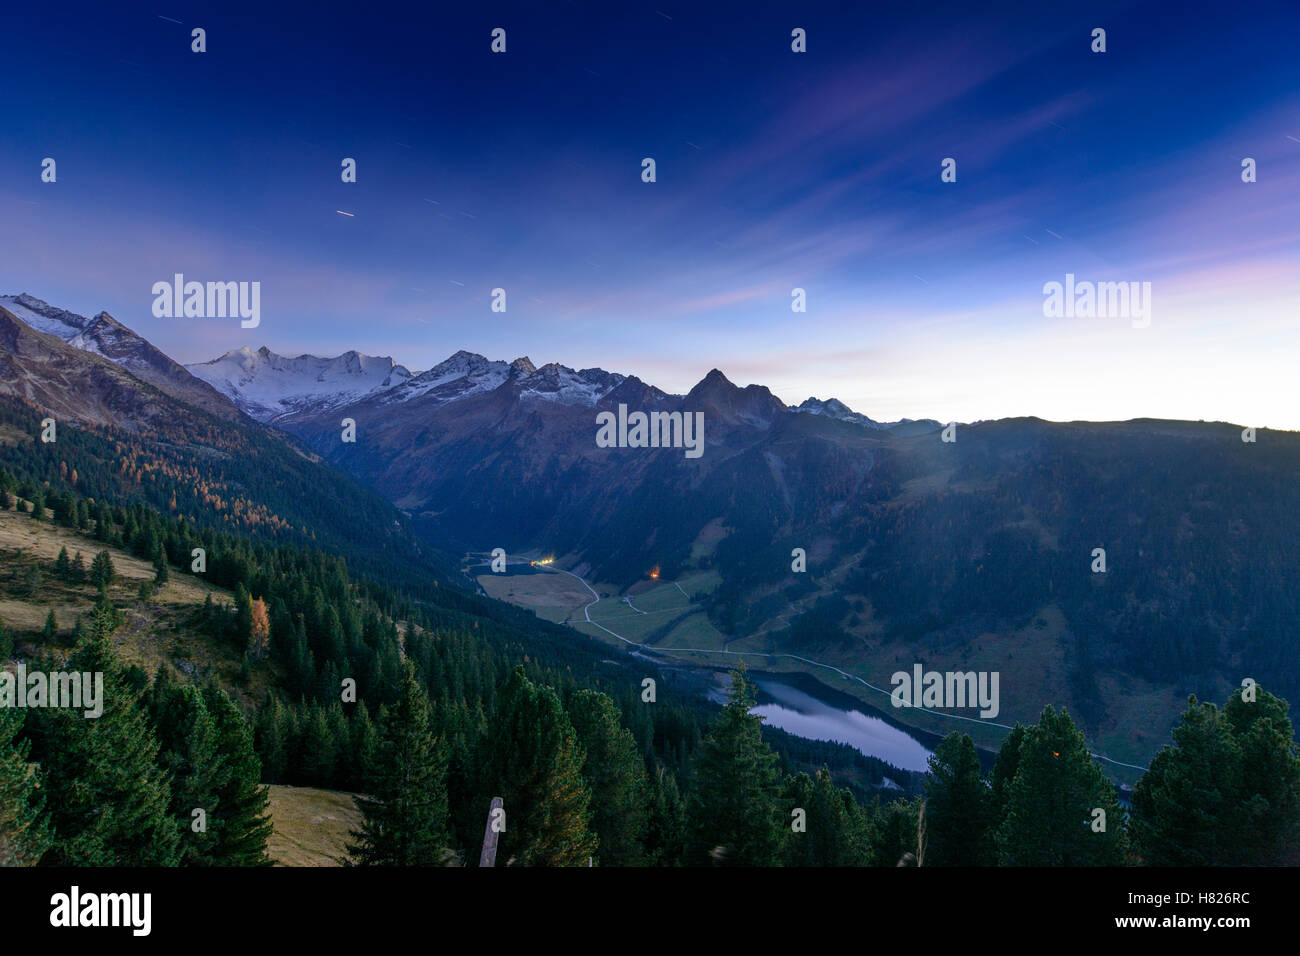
568 689 648 865
924 733 996 866
996 706 1125 865
1222 686 1300 863
254 696 289 784
348 660 451 866
783 767 872 866
203 684 273 866
686 668 784 866
990 723 1027 819
233 583 253 653
486 666 597 866
33 607 180 865
644 764 686 866
867 796 923 866
89 549 115 589
0 708 51 866
1134 690 1300 865
71 550 86 585
152 683 223 864
54 546 71 579
1131 695 1240 865
297 702 336 787
42 610 57 642
348 700 378 791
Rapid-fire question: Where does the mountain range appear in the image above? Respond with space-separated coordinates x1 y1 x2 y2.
3 292 1298 768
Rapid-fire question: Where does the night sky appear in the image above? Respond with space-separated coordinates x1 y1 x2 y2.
2 0 1297 426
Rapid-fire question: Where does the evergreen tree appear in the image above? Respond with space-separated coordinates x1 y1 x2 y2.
54 546 71 579
867 796 923 866
203 684 273 866
348 661 451 866
254 696 289 784
153 546 169 585
0 708 52 866
349 700 378 791
486 666 596 866
996 706 1126 865
686 668 784 866
644 764 686 866
1131 695 1241 865
924 733 996 866
41 609 57 643
1222 686 1300 863
783 767 872 866
297 703 336 787
70 550 86 585
152 682 223 864
89 549 115 589
233 583 253 653
991 723 1027 819
32 607 180 865
567 689 648 865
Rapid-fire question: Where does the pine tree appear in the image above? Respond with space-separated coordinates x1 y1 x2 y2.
783 767 872 866
254 697 289 784
1222 686 1300 863
203 684 273 866
924 733 996 866
348 700 378 792
54 546 71 579
70 551 86 585
991 723 1027 819
153 546 169 585
1131 695 1241 865
567 689 648 866
867 796 923 866
996 706 1125 865
89 550 115 589
297 703 336 787
233 584 253 654
686 668 784 866
486 666 596 866
644 764 686 866
152 683 223 864
0 708 52 866
348 660 451 866
41 610 57 643
32 607 180 865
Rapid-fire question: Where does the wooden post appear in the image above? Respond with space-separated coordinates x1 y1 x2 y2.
479 797 503 867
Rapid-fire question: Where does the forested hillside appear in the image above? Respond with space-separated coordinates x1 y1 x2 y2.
4 404 1298 865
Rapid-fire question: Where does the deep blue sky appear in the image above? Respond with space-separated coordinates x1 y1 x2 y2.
3 0 1298 425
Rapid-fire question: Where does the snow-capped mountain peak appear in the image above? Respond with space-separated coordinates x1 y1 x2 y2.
793 396 886 429
191 344 630 421
186 346 414 422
